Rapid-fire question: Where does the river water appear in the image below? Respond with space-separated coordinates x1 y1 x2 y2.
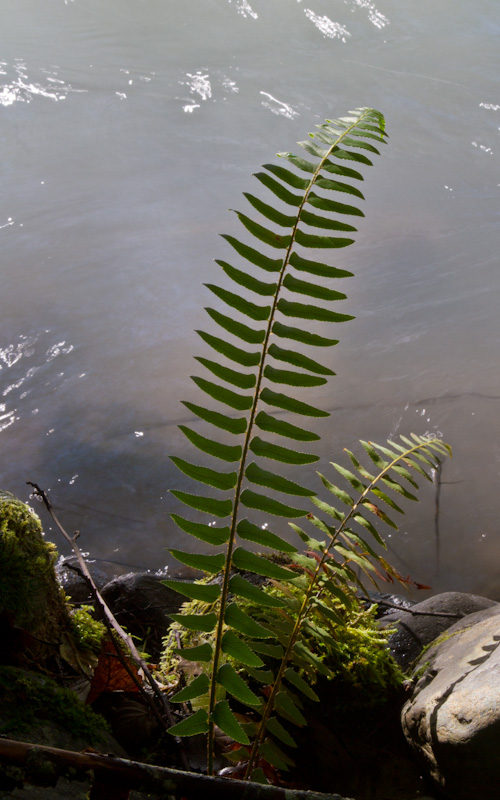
1 0 500 597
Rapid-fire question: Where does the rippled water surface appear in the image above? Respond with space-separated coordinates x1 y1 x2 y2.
2 0 500 595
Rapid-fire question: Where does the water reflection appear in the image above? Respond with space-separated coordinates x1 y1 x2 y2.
0 331 77 434
345 0 390 29
0 60 87 106
1 0 500 599
178 68 241 113
228 0 258 20
260 92 299 119
303 9 351 41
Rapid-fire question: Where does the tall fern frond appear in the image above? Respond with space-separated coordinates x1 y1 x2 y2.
164 108 388 772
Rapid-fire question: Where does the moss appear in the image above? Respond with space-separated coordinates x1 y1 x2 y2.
0 491 73 667
412 660 430 681
0 666 110 745
70 606 106 654
0 764 24 792
24 750 59 787
0 491 63 626
160 572 404 706
410 626 470 677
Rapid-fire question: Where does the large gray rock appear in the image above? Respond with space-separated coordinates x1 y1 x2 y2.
101 572 184 659
401 604 500 800
382 591 497 670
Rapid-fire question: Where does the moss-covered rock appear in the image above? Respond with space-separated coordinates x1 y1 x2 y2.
0 666 112 749
0 491 71 669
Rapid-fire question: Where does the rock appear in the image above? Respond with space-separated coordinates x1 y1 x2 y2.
0 666 123 754
56 556 114 605
0 665 126 799
0 492 72 670
57 556 152 605
381 591 498 670
401 604 500 800
365 590 414 620
100 572 184 660
0 667 156 800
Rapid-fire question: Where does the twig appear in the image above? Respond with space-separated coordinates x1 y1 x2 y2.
26 482 190 772
363 595 462 619
433 462 442 577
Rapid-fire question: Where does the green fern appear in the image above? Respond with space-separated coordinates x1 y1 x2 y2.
239 433 451 776
162 108 450 777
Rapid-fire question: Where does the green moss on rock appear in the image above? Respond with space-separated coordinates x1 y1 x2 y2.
160 573 404 706
70 606 106 655
0 490 71 667
0 666 110 747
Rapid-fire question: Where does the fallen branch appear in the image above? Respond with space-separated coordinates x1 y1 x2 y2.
0 738 350 800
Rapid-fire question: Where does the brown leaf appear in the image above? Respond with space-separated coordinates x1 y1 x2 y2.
87 638 141 704
363 501 383 518
378 557 431 590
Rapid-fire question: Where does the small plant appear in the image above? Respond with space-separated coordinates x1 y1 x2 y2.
162 107 451 778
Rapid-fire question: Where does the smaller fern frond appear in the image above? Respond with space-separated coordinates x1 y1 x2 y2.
241 434 451 776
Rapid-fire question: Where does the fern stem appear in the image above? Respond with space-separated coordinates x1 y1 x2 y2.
243 562 319 778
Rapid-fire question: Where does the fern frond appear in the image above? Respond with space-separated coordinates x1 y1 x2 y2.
167 107 389 772
242 434 451 776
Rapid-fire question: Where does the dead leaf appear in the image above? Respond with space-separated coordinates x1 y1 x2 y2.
86 638 141 704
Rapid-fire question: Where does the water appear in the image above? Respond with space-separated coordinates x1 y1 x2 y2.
1 0 500 597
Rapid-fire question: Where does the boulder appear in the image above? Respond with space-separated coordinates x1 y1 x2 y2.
401 604 500 800
365 590 414 619
381 591 497 670
101 572 184 660
56 556 118 605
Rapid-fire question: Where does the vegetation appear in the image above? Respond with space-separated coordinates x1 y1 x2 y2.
0 490 74 669
162 107 451 779
69 605 106 654
0 666 110 745
161 575 405 704
0 490 61 628
0 107 452 797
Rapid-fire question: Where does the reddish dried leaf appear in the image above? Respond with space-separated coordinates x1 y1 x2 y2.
305 550 322 564
87 638 141 704
378 558 432 590
371 565 394 583
364 501 383 518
